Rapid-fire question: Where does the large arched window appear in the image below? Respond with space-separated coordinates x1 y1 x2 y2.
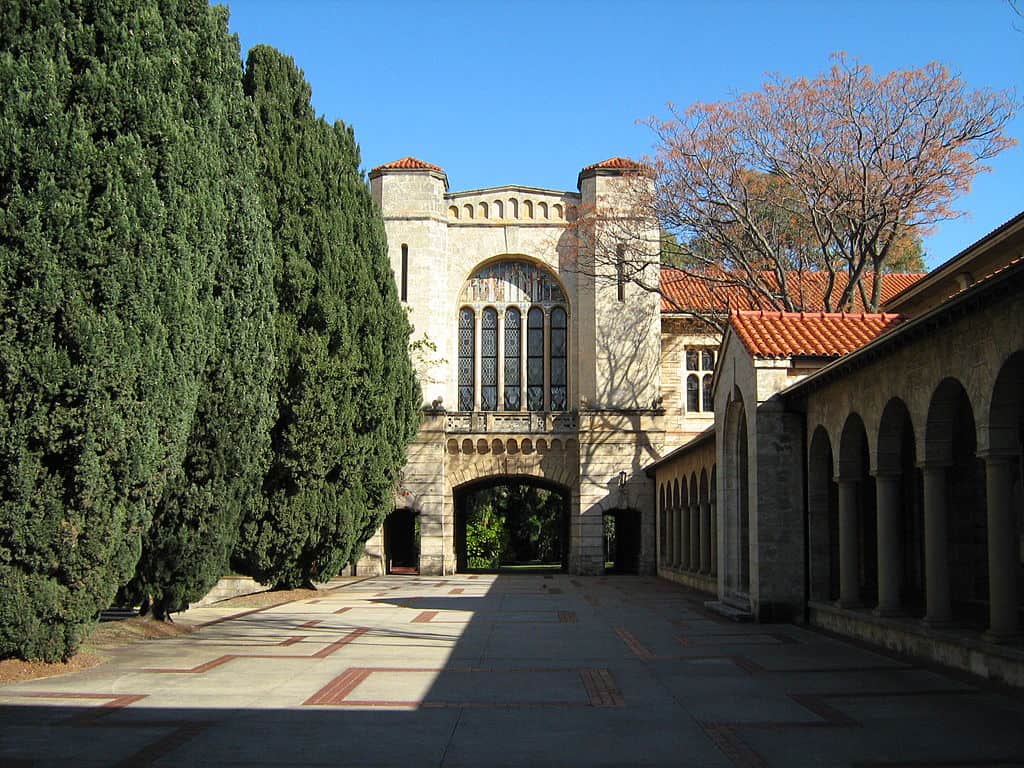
456 259 568 413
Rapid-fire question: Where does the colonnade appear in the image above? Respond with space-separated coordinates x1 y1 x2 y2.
658 468 717 581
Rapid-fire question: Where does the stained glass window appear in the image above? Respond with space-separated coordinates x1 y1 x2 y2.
481 308 498 411
527 307 544 411
702 374 713 412
504 308 521 411
549 307 567 411
458 307 474 411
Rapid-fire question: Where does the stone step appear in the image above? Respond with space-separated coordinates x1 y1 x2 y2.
703 600 754 622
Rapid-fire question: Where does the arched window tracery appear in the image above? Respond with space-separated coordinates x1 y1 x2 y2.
456 259 569 413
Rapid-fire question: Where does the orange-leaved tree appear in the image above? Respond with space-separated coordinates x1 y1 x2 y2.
598 54 1017 314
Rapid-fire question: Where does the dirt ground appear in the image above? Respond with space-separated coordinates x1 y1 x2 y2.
0 586 321 685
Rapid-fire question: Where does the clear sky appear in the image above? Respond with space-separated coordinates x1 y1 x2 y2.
222 0 1023 269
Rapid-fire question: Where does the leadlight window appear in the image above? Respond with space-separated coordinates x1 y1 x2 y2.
504 308 521 410
549 307 567 411
458 307 474 411
456 260 569 413
684 347 716 413
527 307 544 411
480 308 498 410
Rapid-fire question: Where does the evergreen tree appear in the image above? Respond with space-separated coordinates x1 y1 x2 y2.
235 46 419 588
124 6 277 620
0 0 223 659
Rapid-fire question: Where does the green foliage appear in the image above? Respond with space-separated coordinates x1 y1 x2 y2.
234 47 420 589
463 484 566 569
0 0 231 658
123 7 277 619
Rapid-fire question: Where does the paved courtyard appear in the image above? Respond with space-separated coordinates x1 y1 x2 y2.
2 574 1023 767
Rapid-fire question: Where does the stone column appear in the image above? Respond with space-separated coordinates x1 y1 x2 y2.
983 454 1020 641
874 471 902 616
674 505 683 568
922 464 952 626
710 500 717 576
699 498 711 574
689 501 699 572
665 504 674 568
519 308 527 412
473 309 482 412
680 504 689 570
837 477 861 608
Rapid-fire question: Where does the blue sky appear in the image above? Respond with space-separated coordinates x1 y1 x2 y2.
223 0 1023 269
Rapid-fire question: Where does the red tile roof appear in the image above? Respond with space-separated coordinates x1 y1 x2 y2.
371 156 444 173
728 310 903 358
660 268 925 314
580 156 650 173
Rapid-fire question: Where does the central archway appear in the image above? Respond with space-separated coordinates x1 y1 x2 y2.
453 476 571 573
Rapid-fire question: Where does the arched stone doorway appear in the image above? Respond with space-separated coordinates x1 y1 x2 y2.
384 508 420 575
604 508 641 574
453 476 571 572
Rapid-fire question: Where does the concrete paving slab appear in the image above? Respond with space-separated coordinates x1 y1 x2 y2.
2 574 1023 766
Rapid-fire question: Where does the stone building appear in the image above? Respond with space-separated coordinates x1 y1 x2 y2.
354 154 1022 684
649 211 1024 685
358 157 666 577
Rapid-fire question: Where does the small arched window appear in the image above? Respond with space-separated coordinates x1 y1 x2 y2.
702 374 713 412
458 308 475 411
549 307 567 411
686 374 699 412
504 308 521 410
527 307 544 411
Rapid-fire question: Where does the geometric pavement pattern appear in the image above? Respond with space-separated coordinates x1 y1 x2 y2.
2 574 1023 766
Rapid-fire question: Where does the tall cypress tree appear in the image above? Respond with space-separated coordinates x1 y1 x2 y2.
0 0 224 659
124 6 276 620
235 47 419 588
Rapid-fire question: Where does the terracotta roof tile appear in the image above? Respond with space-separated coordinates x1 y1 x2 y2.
371 156 444 173
660 268 926 314
580 156 650 173
728 310 903 358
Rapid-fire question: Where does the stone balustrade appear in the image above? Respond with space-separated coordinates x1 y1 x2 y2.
444 411 578 434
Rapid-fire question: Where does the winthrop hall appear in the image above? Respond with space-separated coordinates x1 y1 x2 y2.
357 156 1024 687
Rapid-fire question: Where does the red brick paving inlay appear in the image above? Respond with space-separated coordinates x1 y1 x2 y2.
615 627 655 661
701 724 768 768
412 610 438 623
579 668 624 707
303 666 625 709
449 588 464 595
310 627 369 658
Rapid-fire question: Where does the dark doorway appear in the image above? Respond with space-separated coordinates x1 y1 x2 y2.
384 508 419 574
604 508 641 573
454 478 570 573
